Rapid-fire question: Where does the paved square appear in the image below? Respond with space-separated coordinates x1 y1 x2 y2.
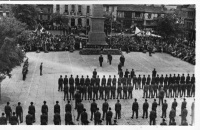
0 51 194 125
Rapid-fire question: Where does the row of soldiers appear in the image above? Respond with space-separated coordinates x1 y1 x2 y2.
0 98 194 125
22 58 29 81
58 72 195 100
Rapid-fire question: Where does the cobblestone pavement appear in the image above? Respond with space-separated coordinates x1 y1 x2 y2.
0 51 194 125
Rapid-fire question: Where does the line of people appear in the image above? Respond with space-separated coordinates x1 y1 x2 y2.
0 97 194 125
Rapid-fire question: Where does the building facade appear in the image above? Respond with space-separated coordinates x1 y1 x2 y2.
0 4 11 17
37 5 53 21
53 4 92 27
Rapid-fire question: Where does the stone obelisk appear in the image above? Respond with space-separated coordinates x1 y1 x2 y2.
87 5 107 45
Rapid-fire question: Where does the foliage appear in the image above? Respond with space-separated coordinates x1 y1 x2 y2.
11 4 39 29
156 13 183 39
51 13 69 27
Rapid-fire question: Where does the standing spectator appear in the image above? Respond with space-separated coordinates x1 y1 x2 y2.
115 100 121 119
102 99 109 120
90 99 97 121
94 108 101 125
131 98 139 119
40 62 43 76
99 54 103 67
106 107 113 125
4 102 12 123
28 102 35 123
149 108 157 125
58 75 63 91
142 99 149 119
16 102 23 123
0 113 7 125
161 100 168 118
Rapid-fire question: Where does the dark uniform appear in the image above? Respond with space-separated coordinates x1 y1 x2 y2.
54 102 60 114
65 111 72 125
131 100 139 118
99 86 104 99
152 100 158 112
75 76 80 91
130 69 135 78
58 76 64 91
99 55 103 67
173 83 178 97
87 85 92 100
123 85 128 99
101 76 106 87
69 76 75 100
191 74 195 85
176 74 181 84
10 113 18 125
105 85 110 99
81 110 88 125
143 85 148 98
65 102 72 113
28 103 35 122
64 83 69 100
41 103 48 118
90 101 97 120
94 110 101 125
40 113 48 125
0 115 7 125
138 75 142 89
76 102 84 121
96 76 100 87
149 84 153 98
168 84 173 98
152 69 157 78
53 113 61 125
16 103 23 123
93 85 98 100
111 85 116 99
146 75 151 85
26 112 33 125
149 110 157 125
153 84 158 98
93 69 97 78
115 101 121 119
80 76 85 100
128 85 133 99
162 101 168 118
142 100 149 118
4 103 12 122
120 55 125 66
159 75 164 85
91 77 96 86
155 75 160 85
106 109 113 125
117 85 122 99
180 74 185 84
124 69 129 78
181 84 186 97
102 101 109 120
74 91 81 109
142 75 146 89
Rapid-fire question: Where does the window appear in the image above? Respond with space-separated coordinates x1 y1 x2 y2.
87 6 90 13
78 5 81 12
117 12 124 18
135 12 141 17
48 15 50 20
65 5 68 11
112 6 114 12
56 5 60 12
71 18 75 26
186 21 193 29
71 5 75 12
87 19 89 25
188 11 194 18
78 18 82 26
0 12 3 16
148 13 151 19
106 6 109 12
6 12 9 16
48 8 51 13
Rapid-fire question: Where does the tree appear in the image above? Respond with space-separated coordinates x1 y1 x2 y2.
0 17 26 100
11 4 39 29
156 13 183 40
51 12 69 27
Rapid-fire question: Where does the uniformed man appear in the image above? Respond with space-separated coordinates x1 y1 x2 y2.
101 75 106 87
64 82 69 101
161 100 168 118
93 69 97 78
81 108 89 125
176 74 181 84
169 118 176 125
0 113 7 125
74 90 81 109
112 75 117 87
155 74 160 85
191 84 195 97
93 84 98 100
186 83 192 97
186 74 190 84
168 74 172 85
107 75 112 86
173 82 178 98
160 74 164 85
152 99 158 112
58 75 63 91
123 85 128 99
99 54 103 67
172 74 176 84
16 102 23 123
64 75 68 89
80 75 85 97
164 74 168 86
69 75 75 100
76 100 84 121
105 85 110 99
181 98 187 115
120 55 125 67
119 69 123 78
40 112 48 125
149 84 153 98
142 75 146 89
4 102 12 122
65 111 72 125
94 108 101 125
75 75 80 91
91 76 95 86
90 99 97 121
118 63 122 73
146 75 151 85
65 100 72 113
106 107 113 125
149 108 157 125
54 101 60 114
180 74 185 84
191 74 195 85
172 98 178 114
122 76 127 87
10 112 19 125
99 85 104 100
82 84 87 101
152 68 157 78
108 54 112 65
118 76 122 86
153 83 158 98
169 107 176 124
142 99 149 119
128 84 133 99
116 85 121 99
102 99 109 120
168 83 173 98
143 85 148 98
28 102 35 123
131 98 139 119
87 84 92 100
138 75 142 89
111 84 116 99
181 107 188 124
40 62 43 76
41 101 48 119
26 111 33 125
178 82 182 97
160 118 167 125
130 69 135 78
115 100 121 119
158 87 165 105
53 112 61 125
124 69 129 78
96 75 100 88
151 75 155 85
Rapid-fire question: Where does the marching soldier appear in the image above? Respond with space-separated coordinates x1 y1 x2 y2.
99 54 103 67
149 84 153 98
187 83 192 97
93 69 97 78
5 102 12 122
75 75 80 91
65 100 72 113
26 111 33 125
158 87 165 105
173 82 178 98
111 84 116 99
163 81 168 97
28 102 35 123
94 108 101 125
181 83 186 97
130 69 135 78
76 100 84 121
102 99 109 120
146 75 151 85
143 85 148 98
178 82 182 97
168 83 173 98
131 98 139 119
91 76 95 87
161 100 168 118
93 84 98 100
164 74 168 86
152 99 158 112
149 108 157 125
16 102 23 123
64 82 69 101
54 101 60 114
132 75 137 89
102 75 106 87
53 112 61 125
122 76 127 87
118 76 122 87
90 99 97 121
58 75 63 91
123 85 128 99
117 84 122 99
69 75 75 100
112 75 117 87
168 74 172 85
105 85 110 99
41 101 48 119
99 85 104 100
87 84 93 100
115 100 121 119
128 84 133 99
40 112 48 125
142 99 149 119
142 75 146 89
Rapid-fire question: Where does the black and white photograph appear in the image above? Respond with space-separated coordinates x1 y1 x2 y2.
0 2 196 127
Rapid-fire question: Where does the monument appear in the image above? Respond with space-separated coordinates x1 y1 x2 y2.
87 5 107 46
